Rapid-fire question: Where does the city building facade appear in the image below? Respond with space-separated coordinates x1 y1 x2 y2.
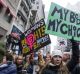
0 0 18 42
26 0 45 30
0 0 45 54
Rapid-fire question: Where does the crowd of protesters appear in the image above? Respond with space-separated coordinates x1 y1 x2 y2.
0 38 80 74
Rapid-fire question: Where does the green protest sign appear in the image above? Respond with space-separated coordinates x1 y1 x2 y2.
45 3 80 41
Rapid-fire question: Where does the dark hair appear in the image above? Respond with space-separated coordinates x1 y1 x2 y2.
6 53 13 61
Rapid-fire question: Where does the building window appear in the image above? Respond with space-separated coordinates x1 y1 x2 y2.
37 6 39 9
31 0 35 4
0 27 7 39
4 8 13 23
11 25 22 35
36 1 39 5
8 14 13 23
0 3 3 13
20 1 24 7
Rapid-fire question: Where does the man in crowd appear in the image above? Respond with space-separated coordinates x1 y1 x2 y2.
0 49 17 74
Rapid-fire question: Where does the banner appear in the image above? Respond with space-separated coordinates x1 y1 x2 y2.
45 3 80 41
21 19 51 54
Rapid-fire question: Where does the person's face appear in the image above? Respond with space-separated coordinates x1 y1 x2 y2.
62 54 68 61
52 55 62 66
62 54 70 62
3 56 7 64
46 55 51 62
26 57 29 62
17 56 23 64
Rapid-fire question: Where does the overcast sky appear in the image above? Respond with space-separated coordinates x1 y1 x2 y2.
42 0 79 11
42 0 80 52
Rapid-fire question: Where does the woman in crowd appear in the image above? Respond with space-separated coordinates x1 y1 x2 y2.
27 53 34 74
40 38 79 74
15 55 23 74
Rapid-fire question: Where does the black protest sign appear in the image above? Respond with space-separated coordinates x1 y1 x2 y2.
21 19 51 54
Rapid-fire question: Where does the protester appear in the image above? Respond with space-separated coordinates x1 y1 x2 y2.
37 50 45 74
6 52 14 64
40 38 79 74
38 51 45 68
13 53 18 63
33 52 38 74
2 56 7 64
0 49 17 74
62 51 71 64
27 53 34 74
23 55 30 70
45 52 51 64
15 55 23 74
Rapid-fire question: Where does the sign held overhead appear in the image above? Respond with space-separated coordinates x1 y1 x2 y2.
21 19 51 55
45 3 80 41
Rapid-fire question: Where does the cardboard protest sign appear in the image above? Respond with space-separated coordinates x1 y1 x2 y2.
21 19 51 54
45 3 80 41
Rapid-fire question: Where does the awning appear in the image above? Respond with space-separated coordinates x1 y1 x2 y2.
0 0 7 7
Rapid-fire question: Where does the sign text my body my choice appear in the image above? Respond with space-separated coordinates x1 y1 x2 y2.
46 3 80 41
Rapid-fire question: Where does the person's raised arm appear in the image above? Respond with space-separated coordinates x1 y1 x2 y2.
67 37 79 72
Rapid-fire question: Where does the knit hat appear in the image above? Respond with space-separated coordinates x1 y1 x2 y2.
52 50 63 58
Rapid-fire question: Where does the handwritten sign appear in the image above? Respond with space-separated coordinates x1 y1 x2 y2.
21 19 51 54
45 3 80 41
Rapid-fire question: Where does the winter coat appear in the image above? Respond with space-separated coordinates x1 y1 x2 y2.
41 62 69 74
40 39 79 74
0 63 17 74
16 64 23 74
27 63 33 74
